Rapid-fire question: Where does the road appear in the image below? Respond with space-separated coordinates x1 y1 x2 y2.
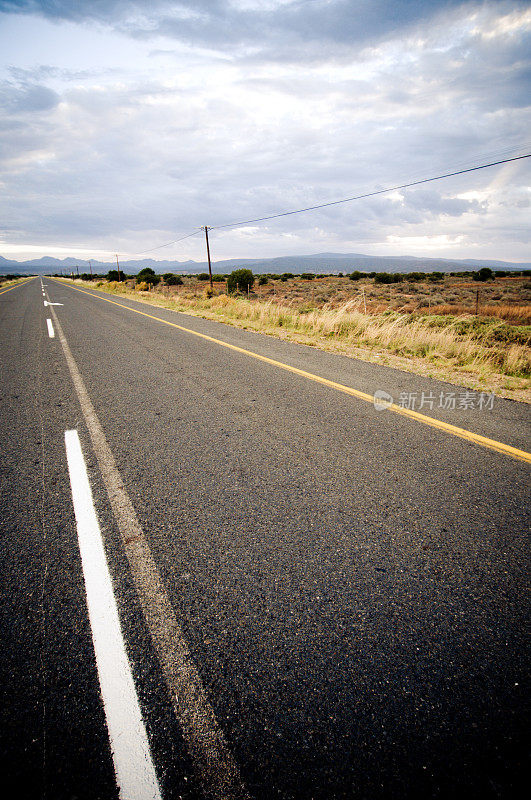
1 276 529 799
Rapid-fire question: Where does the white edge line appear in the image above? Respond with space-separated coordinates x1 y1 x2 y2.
46 318 55 338
64 429 162 800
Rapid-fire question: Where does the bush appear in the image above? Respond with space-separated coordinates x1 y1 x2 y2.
227 268 255 293
164 274 183 285
349 271 364 281
300 273 315 280
281 272 294 280
197 273 210 281
374 272 402 284
136 267 159 286
107 269 125 282
258 275 268 285
474 267 494 282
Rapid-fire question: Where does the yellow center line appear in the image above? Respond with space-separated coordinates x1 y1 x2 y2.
53 279 531 465
0 276 35 295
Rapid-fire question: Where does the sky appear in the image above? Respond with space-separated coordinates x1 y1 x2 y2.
0 0 530 263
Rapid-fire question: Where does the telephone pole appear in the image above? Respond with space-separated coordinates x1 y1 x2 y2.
89 260 93 279
203 227 213 290
115 254 122 282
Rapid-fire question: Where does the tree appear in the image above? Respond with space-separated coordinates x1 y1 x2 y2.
473 267 494 282
227 269 254 293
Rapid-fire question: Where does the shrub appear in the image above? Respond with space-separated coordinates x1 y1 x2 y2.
107 269 125 281
197 273 210 281
281 272 294 280
164 274 183 285
474 267 494 282
136 281 149 291
136 267 159 286
300 273 315 280
375 272 402 284
227 268 255 293
258 276 268 285
349 271 364 281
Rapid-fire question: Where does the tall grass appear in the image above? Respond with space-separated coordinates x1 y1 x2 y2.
164 294 530 379
74 279 531 389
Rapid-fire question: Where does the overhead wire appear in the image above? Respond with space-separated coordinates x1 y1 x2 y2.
208 153 531 232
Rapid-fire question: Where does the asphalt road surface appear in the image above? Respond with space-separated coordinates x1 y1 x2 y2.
1 277 529 800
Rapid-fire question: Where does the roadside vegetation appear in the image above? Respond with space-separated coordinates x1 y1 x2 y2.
54 267 531 401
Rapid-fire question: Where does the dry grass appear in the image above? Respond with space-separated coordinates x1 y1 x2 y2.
71 276 531 402
426 303 531 324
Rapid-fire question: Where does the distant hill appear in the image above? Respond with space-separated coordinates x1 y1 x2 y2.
1 252 529 276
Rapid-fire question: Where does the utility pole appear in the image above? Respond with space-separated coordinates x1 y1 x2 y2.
203 227 213 290
475 288 480 316
76 265 79 278
115 254 122 282
89 260 93 279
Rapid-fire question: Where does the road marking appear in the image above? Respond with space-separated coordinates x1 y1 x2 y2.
43 300 63 306
46 319 55 338
65 429 162 800
54 281 531 465
0 277 34 295
50 305 249 800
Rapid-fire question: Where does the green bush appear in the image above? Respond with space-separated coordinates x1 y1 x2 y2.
258 275 268 285
349 271 364 281
300 273 315 280
107 269 125 282
136 267 157 285
164 273 183 285
227 268 255 293
374 272 402 284
197 273 210 281
473 267 494 282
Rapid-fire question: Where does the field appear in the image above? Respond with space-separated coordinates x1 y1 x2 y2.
64 272 531 401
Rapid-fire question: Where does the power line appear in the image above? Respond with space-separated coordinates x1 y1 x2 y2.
132 229 202 255
209 153 531 231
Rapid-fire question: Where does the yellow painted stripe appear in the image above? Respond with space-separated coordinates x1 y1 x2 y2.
54 279 531 465
0 277 35 295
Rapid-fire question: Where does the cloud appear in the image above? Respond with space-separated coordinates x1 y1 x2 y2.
0 78 59 113
0 1 529 260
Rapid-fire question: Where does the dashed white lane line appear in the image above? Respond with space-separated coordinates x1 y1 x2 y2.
65 429 162 800
46 319 55 338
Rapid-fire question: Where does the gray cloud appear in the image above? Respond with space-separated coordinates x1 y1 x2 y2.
0 79 59 112
0 0 529 260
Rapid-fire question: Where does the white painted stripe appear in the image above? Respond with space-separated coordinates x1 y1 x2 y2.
50 296 248 800
46 319 55 338
65 429 162 800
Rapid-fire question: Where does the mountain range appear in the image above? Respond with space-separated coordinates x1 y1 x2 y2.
1 253 529 276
